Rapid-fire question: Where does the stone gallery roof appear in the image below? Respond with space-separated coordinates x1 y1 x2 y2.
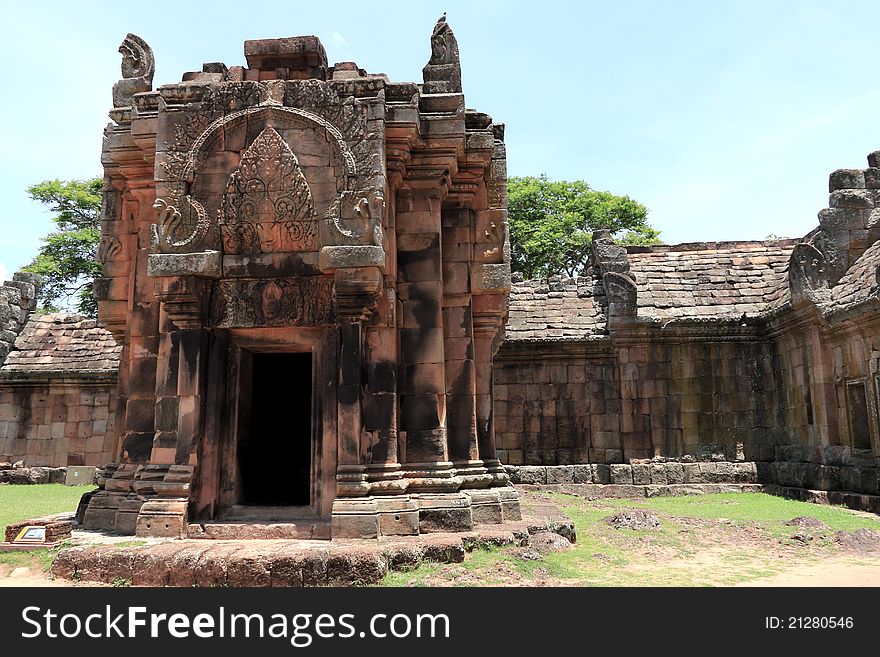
506 269 607 342
505 238 810 338
0 313 121 378
625 239 799 320
826 238 880 312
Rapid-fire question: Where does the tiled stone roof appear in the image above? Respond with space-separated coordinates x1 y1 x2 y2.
0 313 121 377
625 240 798 320
825 238 880 311
505 268 607 341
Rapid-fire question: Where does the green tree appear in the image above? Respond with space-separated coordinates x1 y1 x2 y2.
507 175 659 279
22 178 103 317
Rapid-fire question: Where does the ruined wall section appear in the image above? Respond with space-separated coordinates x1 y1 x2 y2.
0 273 40 362
0 313 120 467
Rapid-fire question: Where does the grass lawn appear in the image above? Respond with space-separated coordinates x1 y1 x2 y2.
0 484 94 574
380 492 880 587
0 484 93 531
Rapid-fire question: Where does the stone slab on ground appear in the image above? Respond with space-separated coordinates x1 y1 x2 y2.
765 484 880 514
51 515 575 587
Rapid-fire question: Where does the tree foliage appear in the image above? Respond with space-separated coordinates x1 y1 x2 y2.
22 178 103 317
507 175 660 279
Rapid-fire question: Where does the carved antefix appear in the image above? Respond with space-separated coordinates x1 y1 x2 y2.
220 126 318 254
208 277 335 328
789 242 829 303
112 33 155 108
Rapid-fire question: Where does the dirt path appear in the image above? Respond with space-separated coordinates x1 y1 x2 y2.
736 558 880 587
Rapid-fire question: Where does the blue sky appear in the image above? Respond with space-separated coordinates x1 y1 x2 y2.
2 0 879 284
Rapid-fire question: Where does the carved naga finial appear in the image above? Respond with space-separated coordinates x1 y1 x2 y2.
325 191 385 247
112 33 155 108
429 13 459 65
423 13 461 93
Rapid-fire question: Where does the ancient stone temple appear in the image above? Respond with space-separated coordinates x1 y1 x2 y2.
82 18 519 538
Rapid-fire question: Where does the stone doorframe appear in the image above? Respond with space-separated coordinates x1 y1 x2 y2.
199 326 338 522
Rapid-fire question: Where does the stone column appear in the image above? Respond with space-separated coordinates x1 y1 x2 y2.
442 207 491 491
473 297 520 522
364 324 417 535
397 187 471 531
330 267 381 538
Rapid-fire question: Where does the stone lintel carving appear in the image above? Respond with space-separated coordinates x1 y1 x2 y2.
603 272 638 318
113 33 155 108
208 277 335 328
147 251 222 279
423 14 462 94
789 243 829 304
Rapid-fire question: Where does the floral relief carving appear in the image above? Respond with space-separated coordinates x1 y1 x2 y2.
220 126 318 254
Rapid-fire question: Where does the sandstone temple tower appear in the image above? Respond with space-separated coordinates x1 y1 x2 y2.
85 18 520 538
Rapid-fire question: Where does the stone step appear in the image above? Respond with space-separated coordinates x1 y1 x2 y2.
186 521 331 540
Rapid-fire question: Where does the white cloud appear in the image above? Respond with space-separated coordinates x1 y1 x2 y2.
330 31 348 48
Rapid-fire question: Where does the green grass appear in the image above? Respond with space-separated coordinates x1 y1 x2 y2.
0 483 94 531
579 493 880 535
0 484 92 575
378 492 880 587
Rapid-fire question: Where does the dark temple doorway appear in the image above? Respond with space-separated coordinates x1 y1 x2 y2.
239 352 312 506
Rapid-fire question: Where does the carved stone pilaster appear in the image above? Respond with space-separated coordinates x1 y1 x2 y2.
154 276 208 330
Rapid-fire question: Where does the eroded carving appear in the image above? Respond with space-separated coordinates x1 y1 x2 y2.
324 191 385 247
423 14 462 94
113 34 155 108
220 126 317 253
151 196 213 253
208 277 335 328
789 243 829 302
96 236 122 264
429 14 459 65
603 271 638 317
809 227 846 285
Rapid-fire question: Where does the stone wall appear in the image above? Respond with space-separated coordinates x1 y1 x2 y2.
493 150 880 505
0 384 117 467
0 312 121 467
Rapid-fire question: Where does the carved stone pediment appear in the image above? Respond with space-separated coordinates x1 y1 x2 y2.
220 126 318 254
